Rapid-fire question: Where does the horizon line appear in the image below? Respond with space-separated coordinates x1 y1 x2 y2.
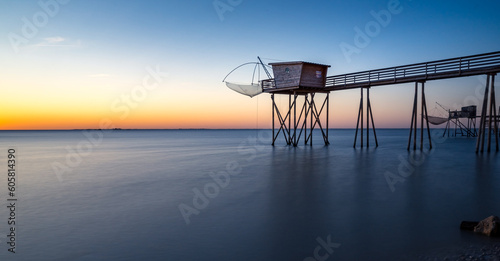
0 127 441 131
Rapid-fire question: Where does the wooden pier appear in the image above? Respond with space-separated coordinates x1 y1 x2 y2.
262 51 500 152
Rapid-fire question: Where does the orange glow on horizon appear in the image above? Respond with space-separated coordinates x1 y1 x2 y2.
1 107 413 130
1 81 417 130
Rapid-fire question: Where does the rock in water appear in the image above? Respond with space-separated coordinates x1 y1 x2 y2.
474 216 500 237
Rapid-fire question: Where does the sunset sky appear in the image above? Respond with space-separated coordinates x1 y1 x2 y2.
1 0 500 130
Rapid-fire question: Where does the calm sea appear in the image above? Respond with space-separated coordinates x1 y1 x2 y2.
0 129 499 261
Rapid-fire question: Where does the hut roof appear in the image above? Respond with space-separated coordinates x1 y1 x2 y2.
269 61 331 67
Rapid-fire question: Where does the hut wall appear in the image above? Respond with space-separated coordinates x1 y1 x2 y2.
300 64 328 88
273 64 303 89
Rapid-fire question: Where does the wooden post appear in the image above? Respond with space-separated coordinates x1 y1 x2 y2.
273 96 292 146
293 93 297 146
367 87 370 148
327 92 329 145
309 93 314 146
361 88 364 148
288 94 292 145
304 94 308 145
272 94 275 146
354 91 362 148
476 74 490 153
488 76 494 152
492 74 499 151
309 94 329 146
408 82 418 150
368 94 379 147
420 82 424 150
414 83 418 150
422 82 432 149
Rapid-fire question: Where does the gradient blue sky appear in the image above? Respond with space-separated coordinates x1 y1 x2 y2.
1 0 499 129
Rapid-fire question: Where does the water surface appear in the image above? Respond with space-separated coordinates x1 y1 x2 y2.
0 129 499 260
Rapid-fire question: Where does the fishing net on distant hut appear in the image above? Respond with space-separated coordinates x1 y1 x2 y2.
426 103 450 125
427 115 449 125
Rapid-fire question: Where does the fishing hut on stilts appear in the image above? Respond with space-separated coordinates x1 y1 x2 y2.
262 61 331 146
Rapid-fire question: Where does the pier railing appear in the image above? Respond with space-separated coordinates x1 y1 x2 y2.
325 51 500 90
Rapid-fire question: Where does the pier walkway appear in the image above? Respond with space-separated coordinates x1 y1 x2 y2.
325 51 500 91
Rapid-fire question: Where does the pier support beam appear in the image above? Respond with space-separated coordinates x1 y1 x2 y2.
408 81 432 150
271 92 330 146
354 87 378 148
476 73 498 153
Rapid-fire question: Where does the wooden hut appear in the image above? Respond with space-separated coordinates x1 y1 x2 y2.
264 61 330 92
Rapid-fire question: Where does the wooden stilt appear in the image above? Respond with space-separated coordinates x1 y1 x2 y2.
304 94 308 145
368 95 379 147
275 98 287 143
270 92 329 146
414 83 418 150
476 74 490 153
288 94 292 145
295 95 308 144
327 93 329 145
492 74 499 151
354 93 362 148
361 88 364 148
353 87 378 148
422 82 432 149
309 93 314 146
420 83 424 150
293 93 297 146
408 82 417 150
367 87 370 148
311 94 329 145
272 94 275 146
488 77 494 152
